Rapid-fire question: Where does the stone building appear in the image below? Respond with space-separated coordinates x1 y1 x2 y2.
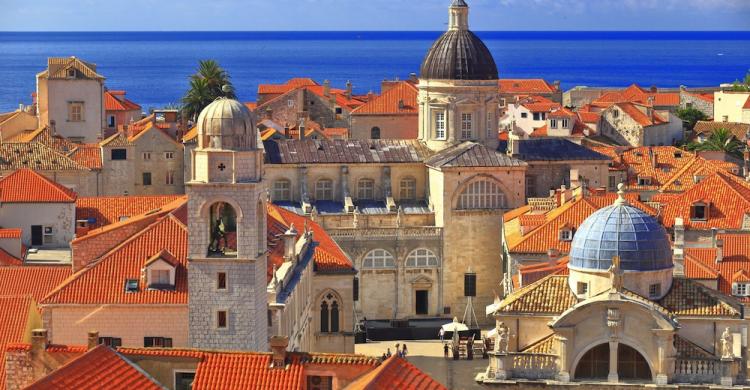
478 188 748 386
350 80 418 139
714 90 750 124
103 90 141 135
599 102 683 147
679 87 714 119
263 0 534 325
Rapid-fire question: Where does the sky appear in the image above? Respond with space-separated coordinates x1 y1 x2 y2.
0 0 749 31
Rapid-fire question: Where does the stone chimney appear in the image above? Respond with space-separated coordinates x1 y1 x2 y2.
367 90 375 101
345 80 352 100
87 330 99 350
711 227 719 248
648 147 657 168
31 329 48 353
553 80 561 91
265 107 273 120
49 120 56 136
570 169 581 189
298 118 306 141
559 184 569 205
283 224 298 262
715 239 724 263
650 85 657 93
547 248 560 265
269 336 289 368
323 80 331 97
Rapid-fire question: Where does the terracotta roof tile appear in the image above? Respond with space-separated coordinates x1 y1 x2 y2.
264 139 432 164
659 171 750 230
100 132 132 147
0 296 35 388
43 57 104 80
657 276 741 317
685 234 750 302
258 78 319 95
499 79 557 94
521 334 556 354
425 141 526 168
693 121 750 140
76 195 183 229
496 275 577 314
0 142 89 171
0 247 23 266
346 355 446 390
577 111 600 123
0 266 72 301
351 81 418 116
68 144 102 169
104 91 141 112
0 228 22 238
26 345 162 390
518 257 570 287
0 168 77 203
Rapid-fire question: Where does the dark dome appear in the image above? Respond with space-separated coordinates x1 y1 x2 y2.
420 30 498 81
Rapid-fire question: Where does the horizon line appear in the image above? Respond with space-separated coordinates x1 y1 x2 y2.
1 30 750 33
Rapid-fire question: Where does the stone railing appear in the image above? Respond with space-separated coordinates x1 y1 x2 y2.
673 358 718 384
510 353 558 380
527 198 556 211
329 227 442 240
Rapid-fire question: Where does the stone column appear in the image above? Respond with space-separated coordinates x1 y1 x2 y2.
555 335 570 382
608 340 619 383
299 167 311 213
653 329 674 385
447 101 456 143
720 357 735 386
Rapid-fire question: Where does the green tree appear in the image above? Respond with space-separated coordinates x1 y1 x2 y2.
685 127 745 158
729 72 750 92
676 107 708 131
181 60 236 121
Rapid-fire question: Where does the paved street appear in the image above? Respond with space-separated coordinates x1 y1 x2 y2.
355 339 489 389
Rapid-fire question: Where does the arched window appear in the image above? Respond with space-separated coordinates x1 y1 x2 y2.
362 249 395 269
272 179 291 202
371 127 381 139
357 179 375 200
399 177 417 201
457 179 505 210
320 301 329 332
208 202 237 257
320 292 340 333
315 179 334 201
405 248 439 267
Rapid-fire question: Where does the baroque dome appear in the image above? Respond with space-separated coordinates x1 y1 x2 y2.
419 1 498 81
196 97 256 150
568 189 672 272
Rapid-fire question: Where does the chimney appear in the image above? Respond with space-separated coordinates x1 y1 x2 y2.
398 99 405 110
283 223 298 262
269 336 289 368
49 120 56 136
31 329 48 353
650 85 657 93
345 80 352 100
409 73 418 83
570 169 580 189
547 248 560 265
560 184 568 205
367 90 374 101
711 227 718 248
553 80 561 91
679 85 687 92
673 217 685 261
87 330 99 350
284 125 290 139
298 118 306 140
265 107 273 120
648 147 656 167
323 80 331 97
715 239 724 263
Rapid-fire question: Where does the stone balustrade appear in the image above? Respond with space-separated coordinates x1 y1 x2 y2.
673 358 718 384
510 353 558 379
527 197 556 211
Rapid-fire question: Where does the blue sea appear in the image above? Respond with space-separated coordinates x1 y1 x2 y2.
0 31 749 112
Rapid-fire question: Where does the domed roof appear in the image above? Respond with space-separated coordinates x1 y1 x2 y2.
420 1 498 81
569 191 672 272
196 97 256 150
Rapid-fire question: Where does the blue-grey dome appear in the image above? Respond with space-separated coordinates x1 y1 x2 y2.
569 198 672 272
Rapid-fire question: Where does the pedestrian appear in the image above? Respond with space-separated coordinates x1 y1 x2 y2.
395 343 400 357
439 328 445 343
402 344 408 359
386 348 392 358
444 343 449 358
381 353 387 361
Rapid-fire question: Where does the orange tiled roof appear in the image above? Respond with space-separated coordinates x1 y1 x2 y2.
258 78 319 95
613 102 665 127
346 355 447 390
517 257 570 288
0 228 21 238
509 193 655 255
0 142 89 171
76 195 183 229
685 234 750 301
5 126 78 155
68 144 102 170
496 275 577 314
182 126 198 143
499 79 557 94
351 81 418 116
0 168 77 203
548 108 575 118
104 91 141 112
593 84 679 107
0 296 35 388
25 345 162 390
659 171 750 230
519 95 560 113
306 86 366 110
0 247 23 266
43 57 103 80
657 277 740 317
0 266 72 301
577 111 600 124
693 121 750 140
744 96 750 110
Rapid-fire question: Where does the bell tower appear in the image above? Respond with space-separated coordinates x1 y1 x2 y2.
186 93 268 351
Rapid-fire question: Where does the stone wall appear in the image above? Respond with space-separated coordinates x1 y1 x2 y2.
680 91 713 118
350 114 418 140
0 203 75 248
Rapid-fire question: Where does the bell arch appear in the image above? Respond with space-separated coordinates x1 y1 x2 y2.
572 341 653 382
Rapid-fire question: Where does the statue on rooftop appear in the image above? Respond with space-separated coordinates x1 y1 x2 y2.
495 322 510 353
608 255 624 292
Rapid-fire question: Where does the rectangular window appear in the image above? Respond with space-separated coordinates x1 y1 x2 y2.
217 310 228 328
306 376 333 390
649 283 661 298
68 102 83 122
287 99 294 108
525 176 536 198
399 178 416 200
142 172 152 186
108 115 116 128
111 149 127 160
217 272 227 290
142 152 151 160
638 177 651 186
576 282 588 296
151 269 170 286
315 180 334 201
560 229 573 241
165 152 174 160
533 112 541 121
124 279 139 293
144 337 173 348
608 175 617 191
734 283 748 296
691 204 707 220
435 111 446 140
335 107 343 115
550 119 558 129
486 111 494 138
273 180 291 201
166 170 175 185
461 113 473 140
520 112 528 119
175 372 196 390
99 337 122 347
357 180 375 200
562 118 569 128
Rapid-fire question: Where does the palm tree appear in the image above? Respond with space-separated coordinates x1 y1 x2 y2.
685 127 745 158
181 60 236 120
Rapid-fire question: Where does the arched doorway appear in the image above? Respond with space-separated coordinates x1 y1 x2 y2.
574 343 652 382
208 202 238 257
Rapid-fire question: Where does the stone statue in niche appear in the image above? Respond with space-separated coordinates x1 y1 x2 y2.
721 327 734 359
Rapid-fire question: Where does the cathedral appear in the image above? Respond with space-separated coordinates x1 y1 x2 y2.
478 185 747 386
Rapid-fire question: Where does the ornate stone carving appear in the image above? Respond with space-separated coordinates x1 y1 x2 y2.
495 322 510 353
721 328 734 359
606 307 621 331
608 255 624 292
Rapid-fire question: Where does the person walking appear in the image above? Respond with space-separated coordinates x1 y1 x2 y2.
402 344 409 359
439 328 445 343
386 348 392 358
444 343 450 358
